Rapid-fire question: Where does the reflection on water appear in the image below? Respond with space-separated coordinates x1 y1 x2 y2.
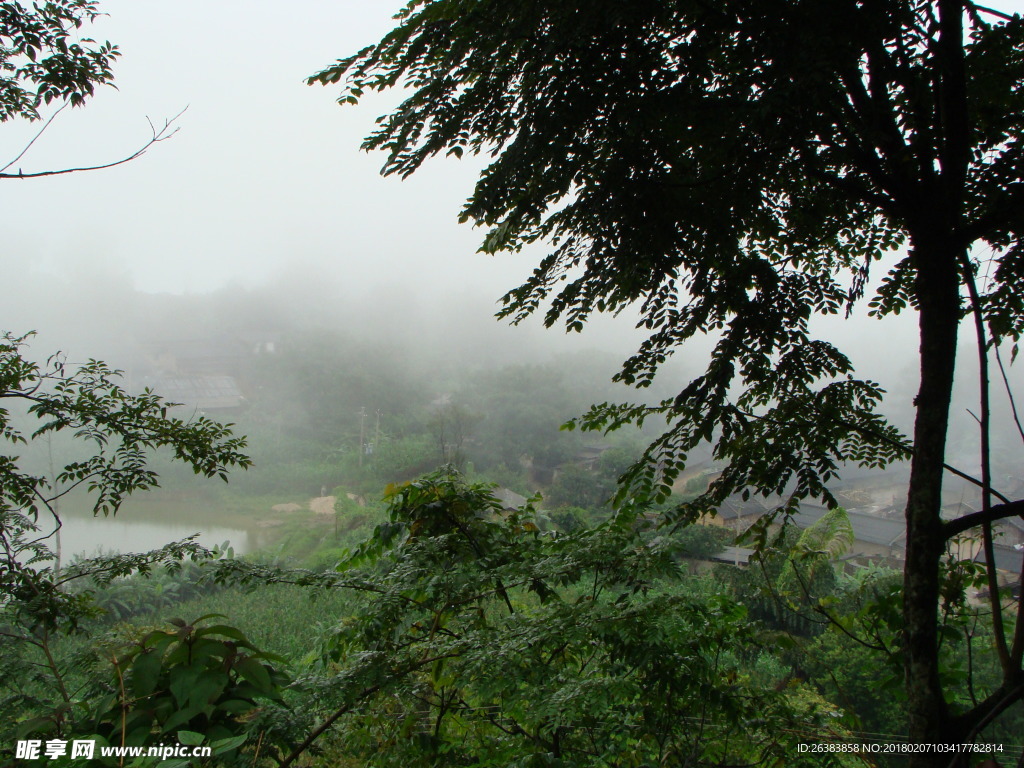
50 514 260 558
35 493 266 559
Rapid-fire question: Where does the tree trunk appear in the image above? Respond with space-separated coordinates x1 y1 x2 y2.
904 235 963 765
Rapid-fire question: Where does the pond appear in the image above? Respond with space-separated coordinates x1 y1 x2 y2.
37 492 269 560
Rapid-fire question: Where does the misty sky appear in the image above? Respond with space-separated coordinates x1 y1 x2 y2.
0 1 504 293
2 0 1016 294
2 0 1023 450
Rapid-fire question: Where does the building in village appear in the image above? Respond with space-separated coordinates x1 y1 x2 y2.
697 480 1024 580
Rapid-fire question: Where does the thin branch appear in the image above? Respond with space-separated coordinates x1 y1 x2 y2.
112 652 128 758
788 555 892 654
965 617 979 709
0 108 187 180
1011 549 1024 667
969 3 1016 22
448 512 515 615
277 654 462 768
959 681 1024 745
960 253 1010 673
942 462 1011 504
38 629 72 705
20 489 62 553
0 103 68 172
0 629 43 649
994 343 1024 445
943 498 1024 539
735 404 1009 504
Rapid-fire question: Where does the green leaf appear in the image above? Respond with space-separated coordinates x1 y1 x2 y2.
233 657 273 694
131 649 162 698
177 730 205 746
209 734 248 753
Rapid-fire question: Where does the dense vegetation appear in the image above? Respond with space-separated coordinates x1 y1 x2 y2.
310 1 1024 761
5 0 1024 765
1 315 1021 763
5 459 1022 766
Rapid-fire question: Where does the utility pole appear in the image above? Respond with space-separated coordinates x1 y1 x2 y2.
358 407 366 469
375 409 381 455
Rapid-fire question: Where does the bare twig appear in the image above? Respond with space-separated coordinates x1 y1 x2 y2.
994 343 1024 446
0 103 69 172
0 107 187 180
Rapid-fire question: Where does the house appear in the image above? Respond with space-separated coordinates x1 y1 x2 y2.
701 494 771 533
493 487 530 513
128 333 274 413
709 546 755 566
150 374 245 412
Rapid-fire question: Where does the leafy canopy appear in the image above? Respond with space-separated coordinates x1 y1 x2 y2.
313 2 1024 752
307 0 1024 517
0 0 118 122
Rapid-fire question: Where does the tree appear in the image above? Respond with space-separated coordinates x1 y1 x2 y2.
460 364 583 473
0 7 267 761
0 333 264 762
429 399 477 470
0 3 243 594
1 0 180 179
220 469 856 768
0 332 251 631
312 2 1024 761
1 0 116 122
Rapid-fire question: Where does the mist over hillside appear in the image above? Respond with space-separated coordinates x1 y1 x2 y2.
6 260 1022 504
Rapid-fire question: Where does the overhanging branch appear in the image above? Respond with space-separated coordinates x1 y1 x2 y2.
0 108 186 180
969 3 1016 22
943 498 1024 539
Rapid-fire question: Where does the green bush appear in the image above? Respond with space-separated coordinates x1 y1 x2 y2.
11 617 291 767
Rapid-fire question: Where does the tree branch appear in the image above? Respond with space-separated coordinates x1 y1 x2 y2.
735 403 1010 506
0 103 68 172
276 653 462 768
960 252 1011 673
942 498 1024 539
968 3 1016 22
0 108 186 180
994 342 1024 445
955 679 1024 747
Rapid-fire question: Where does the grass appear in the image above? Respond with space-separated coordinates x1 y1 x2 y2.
149 583 358 662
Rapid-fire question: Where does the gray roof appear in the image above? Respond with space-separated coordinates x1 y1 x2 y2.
710 546 755 565
152 375 245 410
716 495 769 520
790 507 906 548
791 505 1024 573
493 487 529 511
1004 516 1024 533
